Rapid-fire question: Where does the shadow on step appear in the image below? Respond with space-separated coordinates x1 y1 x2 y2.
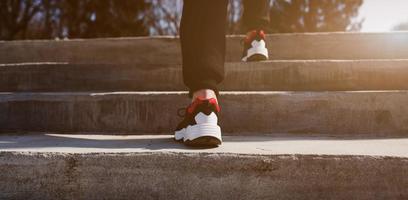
0 133 185 150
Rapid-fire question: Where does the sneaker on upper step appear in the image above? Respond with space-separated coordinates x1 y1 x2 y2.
241 30 269 62
174 98 222 147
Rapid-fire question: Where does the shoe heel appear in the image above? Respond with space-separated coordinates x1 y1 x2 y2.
185 123 222 143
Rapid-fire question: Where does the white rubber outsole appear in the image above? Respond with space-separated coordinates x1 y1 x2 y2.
175 123 222 144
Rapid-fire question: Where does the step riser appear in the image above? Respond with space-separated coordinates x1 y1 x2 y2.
1 92 407 135
0 64 186 92
1 32 408 64
0 37 182 65
2 60 408 92
1 152 407 200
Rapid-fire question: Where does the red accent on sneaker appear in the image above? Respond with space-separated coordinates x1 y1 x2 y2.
187 98 220 114
244 30 266 44
208 98 221 113
258 30 266 39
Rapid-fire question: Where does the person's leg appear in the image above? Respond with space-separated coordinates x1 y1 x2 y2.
241 0 270 62
242 0 270 32
180 0 228 100
176 0 228 147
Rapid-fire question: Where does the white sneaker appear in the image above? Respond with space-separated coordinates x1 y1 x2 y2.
242 30 269 62
174 98 222 147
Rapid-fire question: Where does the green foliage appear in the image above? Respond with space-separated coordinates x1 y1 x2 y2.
0 0 151 40
0 0 364 40
268 0 364 33
0 0 42 40
57 0 150 38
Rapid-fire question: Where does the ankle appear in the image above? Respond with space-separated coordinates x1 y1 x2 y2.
192 89 217 102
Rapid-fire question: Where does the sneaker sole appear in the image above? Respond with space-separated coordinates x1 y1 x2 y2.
175 123 222 147
184 136 222 147
246 54 268 62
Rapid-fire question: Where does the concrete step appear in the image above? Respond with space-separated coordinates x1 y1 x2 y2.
1 134 408 199
2 59 408 92
1 32 408 65
1 91 407 135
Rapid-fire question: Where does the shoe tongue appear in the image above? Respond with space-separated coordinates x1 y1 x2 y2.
208 98 221 113
187 98 220 114
245 30 266 43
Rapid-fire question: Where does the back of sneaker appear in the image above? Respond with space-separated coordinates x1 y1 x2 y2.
242 30 269 62
175 98 222 147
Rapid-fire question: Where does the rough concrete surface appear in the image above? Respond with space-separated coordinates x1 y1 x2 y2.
1 32 408 65
2 59 408 92
1 134 408 200
2 32 408 200
2 134 408 157
1 91 408 135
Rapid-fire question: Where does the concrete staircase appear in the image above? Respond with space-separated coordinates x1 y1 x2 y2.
1 32 408 199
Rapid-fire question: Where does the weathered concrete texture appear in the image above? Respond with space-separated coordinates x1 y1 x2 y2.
0 62 186 92
0 36 181 65
1 32 408 65
1 134 408 200
2 60 408 92
2 134 408 157
1 91 408 135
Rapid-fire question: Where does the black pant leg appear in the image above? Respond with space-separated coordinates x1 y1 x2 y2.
180 0 228 98
242 0 270 32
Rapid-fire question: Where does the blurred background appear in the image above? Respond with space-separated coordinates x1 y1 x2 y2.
1 0 408 40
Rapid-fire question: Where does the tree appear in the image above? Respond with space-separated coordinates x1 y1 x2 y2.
0 0 42 40
144 0 182 36
268 0 363 33
228 0 243 34
0 0 365 40
57 0 151 38
0 0 153 40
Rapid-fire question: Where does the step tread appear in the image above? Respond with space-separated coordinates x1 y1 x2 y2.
1 90 404 95
1 134 408 158
2 58 408 65
2 32 408 64
2 134 408 199
0 90 404 101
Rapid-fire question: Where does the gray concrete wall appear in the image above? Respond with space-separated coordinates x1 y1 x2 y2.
1 91 408 135
1 151 407 200
2 60 408 92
